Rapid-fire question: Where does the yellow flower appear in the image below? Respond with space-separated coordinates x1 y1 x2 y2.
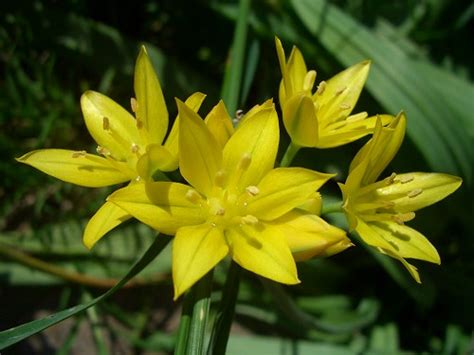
16 46 205 249
338 113 462 282
275 37 391 148
109 99 349 299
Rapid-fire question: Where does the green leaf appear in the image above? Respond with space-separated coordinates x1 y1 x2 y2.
0 234 171 350
290 0 473 187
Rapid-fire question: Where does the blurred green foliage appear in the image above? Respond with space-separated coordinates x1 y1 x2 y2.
1 0 473 353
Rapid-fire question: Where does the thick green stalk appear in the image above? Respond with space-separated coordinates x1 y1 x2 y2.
175 271 214 355
207 262 241 355
280 142 301 167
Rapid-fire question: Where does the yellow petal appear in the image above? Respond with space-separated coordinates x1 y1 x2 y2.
165 92 206 159
270 210 349 261
317 60 371 125
354 217 396 251
227 224 299 284
379 248 421 283
275 36 289 104
108 182 204 235
297 192 322 215
173 224 228 299
282 94 318 147
83 201 132 249
204 100 234 148
286 46 309 95
317 114 393 148
136 144 177 179
223 105 279 191
247 168 333 221
81 91 141 160
370 221 440 264
349 113 406 187
177 99 222 196
16 149 130 187
134 46 168 145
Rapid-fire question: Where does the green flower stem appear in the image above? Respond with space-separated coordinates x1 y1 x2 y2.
175 271 214 355
207 262 241 355
220 0 251 115
0 242 168 288
321 201 343 215
280 142 301 167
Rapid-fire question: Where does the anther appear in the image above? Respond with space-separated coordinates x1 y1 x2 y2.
71 150 87 158
335 86 347 96
316 81 326 95
239 153 252 171
399 175 414 184
185 189 201 204
102 116 110 130
245 185 260 196
214 170 226 188
340 103 351 110
131 143 139 154
386 172 397 185
241 215 259 225
235 109 244 121
135 176 141 182
407 189 423 198
96 146 110 156
215 208 226 216
130 97 138 113
392 212 415 225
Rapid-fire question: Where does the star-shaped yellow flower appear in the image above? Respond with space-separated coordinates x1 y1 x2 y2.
338 113 462 282
275 37 391 148
109 99 349 299
16 46 205 249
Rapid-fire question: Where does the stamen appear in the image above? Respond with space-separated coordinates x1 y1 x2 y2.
71 150 87 158
185 189 201 204
335 86 347 96
238 153 252 171
102 116 110 130
399 175 414 184
392 212 416 225
316 81 326 95
340 103 351 110
235 109 244 121
241 215 259 225
96 146 111 156
245 185 260 196
303 70 316 91
136 118 143 129
386 172 397 185
215 207 226 216
407 189 423 198
131 143 140 154
135 176 141 182
130 97 138 113
214 170 226 188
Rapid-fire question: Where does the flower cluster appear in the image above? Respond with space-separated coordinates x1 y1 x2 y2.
18 39 461 298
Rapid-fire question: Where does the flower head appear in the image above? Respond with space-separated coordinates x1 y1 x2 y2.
16 46 205 249
109 100 349 299
275 37 391 148
338 113 462 282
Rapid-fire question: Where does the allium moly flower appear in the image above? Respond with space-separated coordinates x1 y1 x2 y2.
338 113 462 282
275 37 392 148
16 46 205 249
109 99 349 299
